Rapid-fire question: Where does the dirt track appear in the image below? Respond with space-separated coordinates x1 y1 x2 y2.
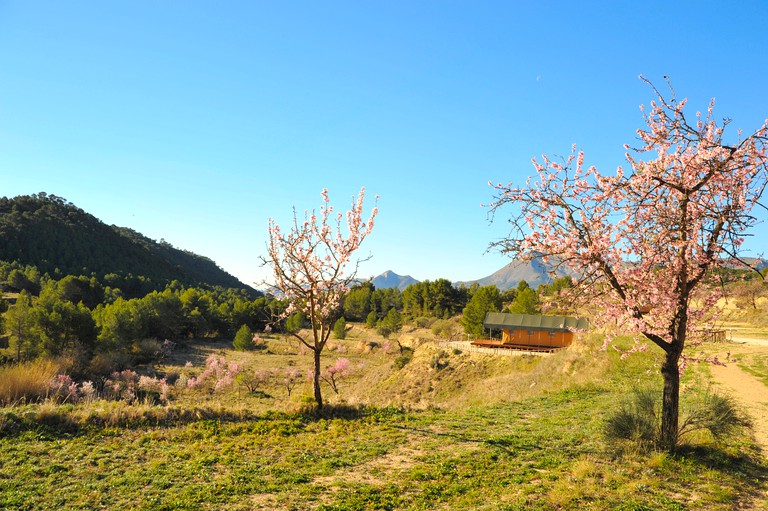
709 337 768 451
707 336 768 510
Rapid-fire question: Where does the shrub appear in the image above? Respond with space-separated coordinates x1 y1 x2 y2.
413 316 436 329
393 347 414 369
49 374 79 404
0 359 63 405
88 350 129 379
131 339 163 364
431 319 456 340
603 387 658 446
679 388 752 440
187 354 240 394
429 350 450 371
238 367 273 393
105 369 139 403
604 386 752 449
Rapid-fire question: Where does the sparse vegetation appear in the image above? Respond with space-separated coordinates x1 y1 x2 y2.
604 386 752 449
1 323 765 510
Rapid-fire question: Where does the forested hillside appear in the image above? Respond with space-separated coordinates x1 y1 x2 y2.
0 193 253 294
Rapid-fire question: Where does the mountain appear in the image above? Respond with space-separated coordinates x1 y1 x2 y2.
371 270 419 290
723 257 768 272
0 193 256 294
458 256 578 291
462 253 767 291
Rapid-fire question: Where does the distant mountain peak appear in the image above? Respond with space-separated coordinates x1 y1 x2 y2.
371 270 419 290
458 256 577 291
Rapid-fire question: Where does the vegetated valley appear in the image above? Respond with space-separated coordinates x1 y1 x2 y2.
1 193 768 510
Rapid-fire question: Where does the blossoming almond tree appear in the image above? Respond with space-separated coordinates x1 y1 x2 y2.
263 188 377 409
488 77 768 452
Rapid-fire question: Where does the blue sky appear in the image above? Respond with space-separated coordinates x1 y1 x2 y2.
1 1 767 287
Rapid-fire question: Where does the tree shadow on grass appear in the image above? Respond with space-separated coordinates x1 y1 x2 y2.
678 443 768 501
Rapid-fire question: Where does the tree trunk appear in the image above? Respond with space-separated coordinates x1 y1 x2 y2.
312 348 324 410
659 348 681 452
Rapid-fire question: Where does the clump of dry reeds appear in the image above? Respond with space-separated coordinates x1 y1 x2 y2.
0 359 63 406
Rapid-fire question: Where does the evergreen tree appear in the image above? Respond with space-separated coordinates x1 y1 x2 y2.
233 324 256 351
461 285 502 337
507 287 540 315
5 290 39 360
365 310 378 328
343 282 373 321
377 308 402 338
333 317 346 339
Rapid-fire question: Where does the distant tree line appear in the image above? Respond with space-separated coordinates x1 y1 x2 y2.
0 263 287 379
339 275 577 340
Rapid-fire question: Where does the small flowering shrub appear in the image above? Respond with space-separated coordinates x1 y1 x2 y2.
308 358 353 395
137 375 171 404
105 369 139 403
187 354 241 394
283 367 302 397
79 381 98 403
49 374 79 404
237 368 273 393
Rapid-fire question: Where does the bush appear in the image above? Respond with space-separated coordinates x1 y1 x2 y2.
603 387 657 446
88 350 129 379
130 339 162 364
679 388 752 440
604 386 752 449
413 317 436 329
393 347 414 370
431 319 456 340
429 350 450 371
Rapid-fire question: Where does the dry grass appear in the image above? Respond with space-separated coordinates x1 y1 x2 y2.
153 326 630 415
0 359 63 406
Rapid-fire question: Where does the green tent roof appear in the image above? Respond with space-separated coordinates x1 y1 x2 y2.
483 312 589 332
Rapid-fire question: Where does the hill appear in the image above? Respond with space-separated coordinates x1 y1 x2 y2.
371 270 419 290
458 255 578 290
0 193 255 294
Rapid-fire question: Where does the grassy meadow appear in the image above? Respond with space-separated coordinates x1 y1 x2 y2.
1 325 767 510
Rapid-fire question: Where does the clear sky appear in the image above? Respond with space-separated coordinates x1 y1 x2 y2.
1 1 767 288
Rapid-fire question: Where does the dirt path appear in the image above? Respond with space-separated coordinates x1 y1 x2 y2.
708 337 768 510
710 362 768 450
709 337 768 451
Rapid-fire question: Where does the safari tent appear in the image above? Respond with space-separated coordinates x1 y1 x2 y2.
472 312 589 352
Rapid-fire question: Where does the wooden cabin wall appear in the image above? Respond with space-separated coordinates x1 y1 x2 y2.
502 328 574 348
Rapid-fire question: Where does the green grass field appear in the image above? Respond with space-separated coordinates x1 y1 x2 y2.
1 329 766 510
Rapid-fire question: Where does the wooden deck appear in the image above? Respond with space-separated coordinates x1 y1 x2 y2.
470 339 565 353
